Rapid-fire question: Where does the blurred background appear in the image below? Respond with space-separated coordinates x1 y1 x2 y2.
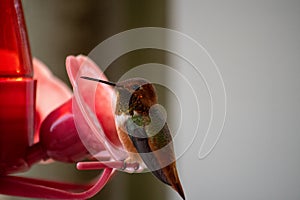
20 1 169 200
3 0 300 199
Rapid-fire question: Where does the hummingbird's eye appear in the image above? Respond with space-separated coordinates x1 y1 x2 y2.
132 84 140 91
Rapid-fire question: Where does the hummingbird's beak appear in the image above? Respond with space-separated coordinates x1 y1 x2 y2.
80 76 116 87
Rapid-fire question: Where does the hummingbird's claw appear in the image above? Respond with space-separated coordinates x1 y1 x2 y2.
121 160 127 171
133 163 139 171
120 158 140 172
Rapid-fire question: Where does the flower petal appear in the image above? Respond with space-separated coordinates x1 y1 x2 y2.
66 55 123 158
33 58 72 141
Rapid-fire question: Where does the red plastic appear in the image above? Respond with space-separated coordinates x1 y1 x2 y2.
38 99 89 163
0 0 33 77
0 1 120 199
0 168 115 199
0 0 36 174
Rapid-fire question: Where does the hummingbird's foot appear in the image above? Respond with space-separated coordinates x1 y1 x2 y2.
121 161 127 170
133 163 140 171
120 157 140 173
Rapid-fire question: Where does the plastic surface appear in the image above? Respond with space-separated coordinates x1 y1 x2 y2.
39 99 89 162
0 168 115 199
66 56 127 162
0 78 36 174
0 0 33 77
0 0 36 174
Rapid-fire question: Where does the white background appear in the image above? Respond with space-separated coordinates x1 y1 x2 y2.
169 0 300 199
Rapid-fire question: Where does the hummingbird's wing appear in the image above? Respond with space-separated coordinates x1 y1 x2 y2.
125 119 171 185
144 104 176 169
125 105 185 199
147 123 185 200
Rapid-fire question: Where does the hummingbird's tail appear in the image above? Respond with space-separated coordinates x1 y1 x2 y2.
152 166 185 199
172 181 185 200
163 163 185 200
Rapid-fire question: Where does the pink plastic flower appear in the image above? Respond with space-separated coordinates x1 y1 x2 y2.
66 55 122 150
33 58 72 142
0 56 121 199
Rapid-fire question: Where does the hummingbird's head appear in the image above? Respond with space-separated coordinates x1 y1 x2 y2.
80 76 158 116
115 78 158 115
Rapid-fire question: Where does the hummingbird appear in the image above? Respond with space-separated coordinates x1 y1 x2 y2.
81 76 185 200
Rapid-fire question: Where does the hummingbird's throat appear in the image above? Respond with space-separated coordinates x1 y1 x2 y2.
131 114 151 126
